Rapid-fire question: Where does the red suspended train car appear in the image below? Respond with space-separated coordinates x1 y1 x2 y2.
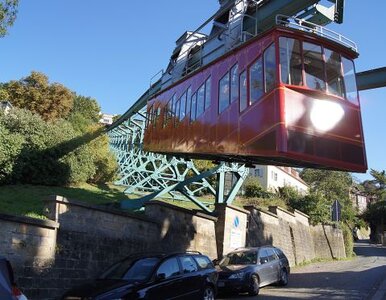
144 19 367 173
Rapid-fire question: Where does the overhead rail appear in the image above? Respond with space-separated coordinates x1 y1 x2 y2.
108 79 161 131
356 67 386 91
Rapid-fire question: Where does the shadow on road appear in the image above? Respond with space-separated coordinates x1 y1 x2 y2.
354 240 386 257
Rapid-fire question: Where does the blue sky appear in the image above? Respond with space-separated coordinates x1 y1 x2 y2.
0 0 385 181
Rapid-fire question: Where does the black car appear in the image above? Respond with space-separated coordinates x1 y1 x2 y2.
62 251 217 300
0 256 28 300
216 246 290 296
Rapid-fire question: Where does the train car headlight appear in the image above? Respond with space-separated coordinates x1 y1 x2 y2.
310 99 344 132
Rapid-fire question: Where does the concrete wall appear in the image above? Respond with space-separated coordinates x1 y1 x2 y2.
214 204 249 258
245 206 346 266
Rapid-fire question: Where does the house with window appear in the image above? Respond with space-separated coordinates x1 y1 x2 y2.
0 101 12 114
249 165 309 195
99 113 116 125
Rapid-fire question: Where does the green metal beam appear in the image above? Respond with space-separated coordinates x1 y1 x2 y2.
356 67 386 91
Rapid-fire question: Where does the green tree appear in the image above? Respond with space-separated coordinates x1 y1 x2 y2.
4 71 73 121
368 169 386 200
300 169 355 223
0 83 9 100
276 185 302 205
112 114 121 123
0 122 24 183
69 95 101 123
0 0 18 37
0 108 117 186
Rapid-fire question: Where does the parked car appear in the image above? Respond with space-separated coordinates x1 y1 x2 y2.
216 246 290 296
0 256 28 300
62 251 217 300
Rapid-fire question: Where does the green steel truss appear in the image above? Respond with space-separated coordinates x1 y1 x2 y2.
108 110 248 214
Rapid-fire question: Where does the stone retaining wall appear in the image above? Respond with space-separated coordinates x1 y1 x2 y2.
0 196 346 299
245 206 345 266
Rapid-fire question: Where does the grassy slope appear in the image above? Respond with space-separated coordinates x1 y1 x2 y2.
0 183 131 219
0 184 285 219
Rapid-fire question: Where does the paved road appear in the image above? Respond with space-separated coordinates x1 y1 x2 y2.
218 241 386 300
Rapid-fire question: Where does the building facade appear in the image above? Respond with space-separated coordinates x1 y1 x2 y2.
99 113 116 125
249 165 309 194
0 101 13 114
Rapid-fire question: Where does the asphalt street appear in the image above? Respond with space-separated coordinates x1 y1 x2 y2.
218 241 386 300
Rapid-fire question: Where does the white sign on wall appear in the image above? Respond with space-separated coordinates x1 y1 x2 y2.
230 216 243 249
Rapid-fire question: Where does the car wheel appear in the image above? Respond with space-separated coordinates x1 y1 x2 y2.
278 268 288 286
203 286 215 300
248 274 260 296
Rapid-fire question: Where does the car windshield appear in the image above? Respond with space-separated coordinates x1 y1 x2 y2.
219 251 257 266
99 257 160 282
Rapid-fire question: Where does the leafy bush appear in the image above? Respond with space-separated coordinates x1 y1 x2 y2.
0 125 24 183
243 176 273 198
341 223 354 258
289 191 330 225
277 186 302 205
88 134 117 184
0 108 117 186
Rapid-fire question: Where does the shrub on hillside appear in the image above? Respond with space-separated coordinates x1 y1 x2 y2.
0 108 116 185
341 223 354 257
0 125 24 184
243 176 272 198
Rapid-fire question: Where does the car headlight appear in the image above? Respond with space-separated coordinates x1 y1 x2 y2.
229 272 245 279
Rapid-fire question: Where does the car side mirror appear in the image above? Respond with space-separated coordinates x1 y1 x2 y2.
260 258 268 264
156 273 166 281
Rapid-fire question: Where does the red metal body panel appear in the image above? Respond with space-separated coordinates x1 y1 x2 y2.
144 27 367 172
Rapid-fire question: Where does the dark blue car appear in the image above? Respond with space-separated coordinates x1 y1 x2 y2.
62 252 217 300
0 256 27 300
216 246 290 296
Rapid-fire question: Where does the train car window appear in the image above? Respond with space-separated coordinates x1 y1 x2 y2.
151 106 156 128
239 71 247 111
264 43 276 93
279 37 302 86
154 106 161 128
171 94 177 118
147 104 153 128
186 87 192 118
342 57 359 105
191 92 197 122
231 64 239 103
165 99 173 127
219 72 230 113
175 99 180 126
179 92 187 120
303 42 325 91
205 77 211 110
197 84 205 117
325 49 344 98
249 57 263 103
